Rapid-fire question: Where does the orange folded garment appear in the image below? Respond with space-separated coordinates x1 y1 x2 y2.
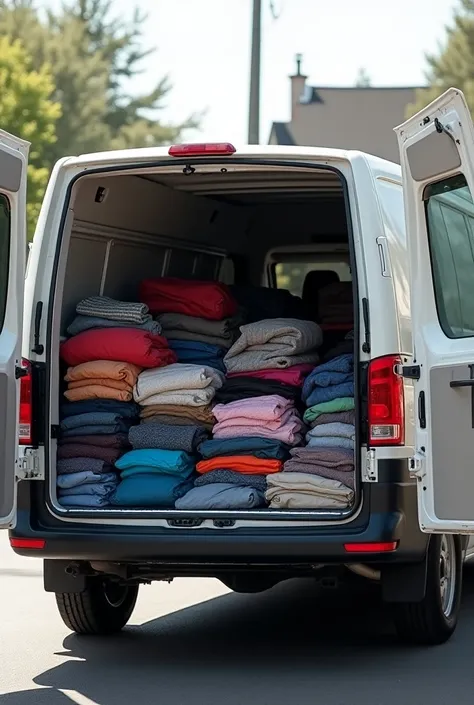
64 385 133 402
196 455 282 475
65 360 143 387
67 378 132 392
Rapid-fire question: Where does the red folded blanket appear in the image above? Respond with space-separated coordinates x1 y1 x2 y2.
60 328 177 369
139 278 238 321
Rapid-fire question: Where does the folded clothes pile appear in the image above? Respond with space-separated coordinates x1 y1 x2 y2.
157 311 244 349
268 353 356 510
213 395 304 445
57 295 178 507
111 449 195 507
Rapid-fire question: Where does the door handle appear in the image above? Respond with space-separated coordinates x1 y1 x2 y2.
450 379 474 387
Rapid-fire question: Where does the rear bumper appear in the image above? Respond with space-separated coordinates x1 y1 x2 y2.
10 460 428 567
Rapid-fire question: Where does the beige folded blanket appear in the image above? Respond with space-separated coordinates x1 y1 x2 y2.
265 472 353 509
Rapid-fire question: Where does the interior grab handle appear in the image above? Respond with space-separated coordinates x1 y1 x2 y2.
450 364 474 429
450 379 474 388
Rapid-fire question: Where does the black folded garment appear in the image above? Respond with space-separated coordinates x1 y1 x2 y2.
129 422 209 453
214 376 301 403
229 285 307 323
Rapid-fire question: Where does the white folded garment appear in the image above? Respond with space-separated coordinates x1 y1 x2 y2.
137 388 218 407
134 363 225 404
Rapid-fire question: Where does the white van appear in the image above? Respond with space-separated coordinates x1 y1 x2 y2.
2 87 474 645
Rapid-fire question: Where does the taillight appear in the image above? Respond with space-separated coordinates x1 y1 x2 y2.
368 355 404 446
18 358 33 445
168 142 236 157
10 537 45 550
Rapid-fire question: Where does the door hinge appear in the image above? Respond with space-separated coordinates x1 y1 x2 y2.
363 448 378 482
395 364 420 380
409 450 426 480
16 449 43 481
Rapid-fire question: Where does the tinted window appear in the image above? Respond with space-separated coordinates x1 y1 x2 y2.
425 175 474 338
0 195 10 330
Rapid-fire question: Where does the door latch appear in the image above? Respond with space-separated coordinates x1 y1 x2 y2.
16 449 43 481
363 448 378 482
409 451 426 480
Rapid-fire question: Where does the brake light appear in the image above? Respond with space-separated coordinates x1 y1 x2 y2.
168 143 236 157
368 355 404 446
18 358 33 445
10 537 45 550
344 541 398 553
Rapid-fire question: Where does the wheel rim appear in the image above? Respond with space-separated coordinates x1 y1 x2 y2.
102 581 129 609
439 534 456 617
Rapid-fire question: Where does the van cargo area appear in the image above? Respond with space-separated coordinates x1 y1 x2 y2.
46 159 360 525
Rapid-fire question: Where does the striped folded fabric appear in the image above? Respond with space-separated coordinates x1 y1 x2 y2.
76 296 151 324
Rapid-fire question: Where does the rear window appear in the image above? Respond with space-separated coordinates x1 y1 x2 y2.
274 261 351 297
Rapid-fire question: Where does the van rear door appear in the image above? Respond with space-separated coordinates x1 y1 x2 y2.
396 87 474 534
0 130 29 529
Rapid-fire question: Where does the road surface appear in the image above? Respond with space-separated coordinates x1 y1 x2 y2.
1 534 474 705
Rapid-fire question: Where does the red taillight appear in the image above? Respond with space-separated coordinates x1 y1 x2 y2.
344 541 398 553
168 142 236 157
18 358 33 446
10 537 45 550
368 355 404 446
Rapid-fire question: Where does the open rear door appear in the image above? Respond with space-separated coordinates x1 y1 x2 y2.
0 130 29 529
396 87 474 533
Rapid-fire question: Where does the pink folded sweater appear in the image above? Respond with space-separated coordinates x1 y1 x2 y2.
212 394 293 423
213 418 304 445
213 407 301 432
226 363 314 387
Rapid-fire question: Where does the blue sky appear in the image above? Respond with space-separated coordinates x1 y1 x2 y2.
52 0 460 143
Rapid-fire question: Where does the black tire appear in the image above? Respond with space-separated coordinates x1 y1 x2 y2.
55 577 139 635
392 534 462 645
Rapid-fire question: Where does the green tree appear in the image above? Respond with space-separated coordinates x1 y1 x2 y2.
0 35 61 238
0 0 198 159
406 0 474 117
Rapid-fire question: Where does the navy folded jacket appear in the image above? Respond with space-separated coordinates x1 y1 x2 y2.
60 399 140 419
198 436 291 460
167 339 227 373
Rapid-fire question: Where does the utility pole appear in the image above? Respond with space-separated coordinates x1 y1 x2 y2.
248 0 262 144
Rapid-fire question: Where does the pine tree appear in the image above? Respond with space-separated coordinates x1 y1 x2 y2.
407 0 474 117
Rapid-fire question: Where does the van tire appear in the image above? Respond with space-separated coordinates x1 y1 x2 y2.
392 534 462 645
55 578 139 635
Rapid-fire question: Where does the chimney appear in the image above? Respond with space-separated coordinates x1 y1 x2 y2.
290 53 307 120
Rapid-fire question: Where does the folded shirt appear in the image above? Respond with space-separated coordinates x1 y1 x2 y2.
227 363 314 386
133 363 224 405
198 437 291 460
306 436 355 450
57 444 124 464
67 378 133 392
58 494 113 508
58 481 119 497
213 407 301 432
65 360 142 387
306 422 355 441
309 410 356 428
139 403 215 424
129 423 208 453
167 340 227 373
57 457 113 474
110 474 194 507
57 470 118 490
224 318 322 373
76 296 151 324
60 399 140 419
284 446 355 489
67 314 162 337
304 381 355 407
64 385 133 402
61 423 132 437
266 472 354 509
140 414 214 431
115 448 195 478
175 483 265 510
196 455 283 475
136 388 218 407
214 377 301 403
140 278 238 321
213 418 304 445
156 311 244 343
194 469 267 493
60 328 177 369
60 412 132 431
212 395 294 423
303 397 355 424
302 354 354 403
58 433 129 449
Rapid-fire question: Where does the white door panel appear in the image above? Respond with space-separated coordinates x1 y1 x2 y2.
0 131 29 528
395 88 474 533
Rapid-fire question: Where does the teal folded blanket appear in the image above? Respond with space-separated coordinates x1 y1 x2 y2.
115 448 195 478
110 474 194 507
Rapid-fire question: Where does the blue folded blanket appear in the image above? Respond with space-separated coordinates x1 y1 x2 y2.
167 339 227 373
110 474 194 507
61 423 132 437
305 382 354 406
306 436 355 450
57 470 118 489
198 436 291 460
61 412 133 431
60 400 140 419
58 494 112 507
302 354 354 405
58 481 118 497
115 448 195 479
67 314 162 337
175 483 266 510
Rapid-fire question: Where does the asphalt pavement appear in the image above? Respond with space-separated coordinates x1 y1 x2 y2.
1 534 474 705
